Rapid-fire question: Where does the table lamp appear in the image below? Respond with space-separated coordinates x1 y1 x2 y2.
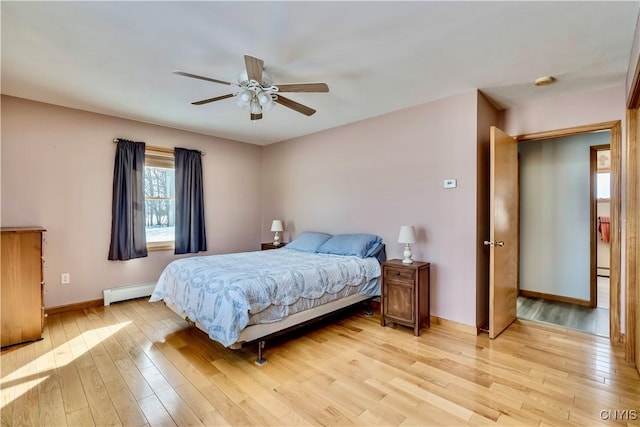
398 225 416 264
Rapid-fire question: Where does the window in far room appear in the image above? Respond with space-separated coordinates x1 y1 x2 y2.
145 147 175 250
596 171 610 200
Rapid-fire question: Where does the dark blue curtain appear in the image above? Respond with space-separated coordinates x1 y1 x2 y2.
108 139 148 260
174 147 207 254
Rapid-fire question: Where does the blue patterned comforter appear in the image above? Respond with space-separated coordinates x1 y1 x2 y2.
149 248 381 346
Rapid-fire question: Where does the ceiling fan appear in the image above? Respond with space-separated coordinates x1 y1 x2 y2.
173 55 329 121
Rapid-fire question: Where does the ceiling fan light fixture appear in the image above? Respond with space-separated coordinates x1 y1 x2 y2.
240 90 252 103
262 96 275 112
250 98 262 115
175 55 329 120
257 90 271 106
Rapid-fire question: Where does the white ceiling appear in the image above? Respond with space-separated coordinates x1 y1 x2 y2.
2 1 638 146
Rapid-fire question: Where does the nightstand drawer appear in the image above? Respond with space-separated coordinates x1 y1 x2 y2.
384 267 415 281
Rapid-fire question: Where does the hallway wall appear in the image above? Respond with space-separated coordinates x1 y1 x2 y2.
519 131 610 301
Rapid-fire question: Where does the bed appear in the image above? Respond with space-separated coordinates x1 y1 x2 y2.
149 232 385 363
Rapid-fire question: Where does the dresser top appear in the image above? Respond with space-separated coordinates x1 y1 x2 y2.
1 226 46 233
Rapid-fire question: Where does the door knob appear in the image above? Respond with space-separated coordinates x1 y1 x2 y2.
483 240 505 247
483 240 494 247
496 241 504 247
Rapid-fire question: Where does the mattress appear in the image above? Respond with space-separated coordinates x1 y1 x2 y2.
150 248 381 346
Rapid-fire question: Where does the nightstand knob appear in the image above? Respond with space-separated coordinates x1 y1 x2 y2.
396 271 401 276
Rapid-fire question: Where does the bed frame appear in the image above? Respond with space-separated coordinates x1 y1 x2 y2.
165 293 374 365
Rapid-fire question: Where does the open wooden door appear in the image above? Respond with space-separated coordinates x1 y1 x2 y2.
488 126 519 339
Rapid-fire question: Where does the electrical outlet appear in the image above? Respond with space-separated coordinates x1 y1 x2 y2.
443 178 457 189
61 273 70 285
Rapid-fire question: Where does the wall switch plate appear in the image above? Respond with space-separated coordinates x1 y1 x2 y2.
444 179 457 189
61 273 70 285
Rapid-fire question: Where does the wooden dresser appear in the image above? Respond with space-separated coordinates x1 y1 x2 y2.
381 259 430 336
1 227 46 347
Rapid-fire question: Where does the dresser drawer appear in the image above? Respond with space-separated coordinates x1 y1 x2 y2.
384 266 415 281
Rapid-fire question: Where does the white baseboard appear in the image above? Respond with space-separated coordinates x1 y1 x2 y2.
103 282 156 306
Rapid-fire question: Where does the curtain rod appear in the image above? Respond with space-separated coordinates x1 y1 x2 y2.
113 138 205 156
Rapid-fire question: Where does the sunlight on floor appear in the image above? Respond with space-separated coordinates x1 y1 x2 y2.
0 321 130 409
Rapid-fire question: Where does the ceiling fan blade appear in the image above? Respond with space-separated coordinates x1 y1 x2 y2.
250 113 263 121
172 71 233 86
276 83 329 93
274 95 316 116
191 93 235 105
244 55 264 83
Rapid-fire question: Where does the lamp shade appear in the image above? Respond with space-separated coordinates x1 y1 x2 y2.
398 225 416 244
270 220 284 232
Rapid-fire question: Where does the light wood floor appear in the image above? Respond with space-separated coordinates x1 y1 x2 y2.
2 299 639 426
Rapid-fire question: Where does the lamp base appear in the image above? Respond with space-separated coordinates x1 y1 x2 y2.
273 231 281 246
402 244 413 264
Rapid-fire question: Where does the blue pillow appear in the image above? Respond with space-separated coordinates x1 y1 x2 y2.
285 231 333 253
317 233 383 258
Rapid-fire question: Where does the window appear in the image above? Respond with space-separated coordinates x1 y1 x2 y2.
596 171 610 200
145 147 175 250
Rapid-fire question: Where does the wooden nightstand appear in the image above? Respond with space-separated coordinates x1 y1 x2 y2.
381 259 431 336
261 242 286 250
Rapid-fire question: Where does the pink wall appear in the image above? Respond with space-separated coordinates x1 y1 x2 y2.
262 91 484 327
1 96 263 308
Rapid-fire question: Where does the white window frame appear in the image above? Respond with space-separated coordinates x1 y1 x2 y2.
145 146 175 251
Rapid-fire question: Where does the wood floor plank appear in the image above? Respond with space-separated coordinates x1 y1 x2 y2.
38 388 67 427
55 359 88 415
113 328 154 371
137 364 174 395
274 380 360 426
10 343 39 427
102 378 147 427
276 410 319 427
306 374 363 420
0 348 18 427
33 325 67 427
66 406 94 427
154 387 204 426
415 400 478 425
140 349 188 389
236 395 288 427
137 394 176 427
198 383 256 426
389 376 475 421
173 382 230 426
114 357 154 400
154 341 212 390
77 364 121 426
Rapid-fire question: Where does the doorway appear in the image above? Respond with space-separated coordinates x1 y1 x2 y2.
516 133 610 336
490 121 622 342
517 121 621 342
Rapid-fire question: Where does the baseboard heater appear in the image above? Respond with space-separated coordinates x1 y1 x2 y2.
103 283 156 306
